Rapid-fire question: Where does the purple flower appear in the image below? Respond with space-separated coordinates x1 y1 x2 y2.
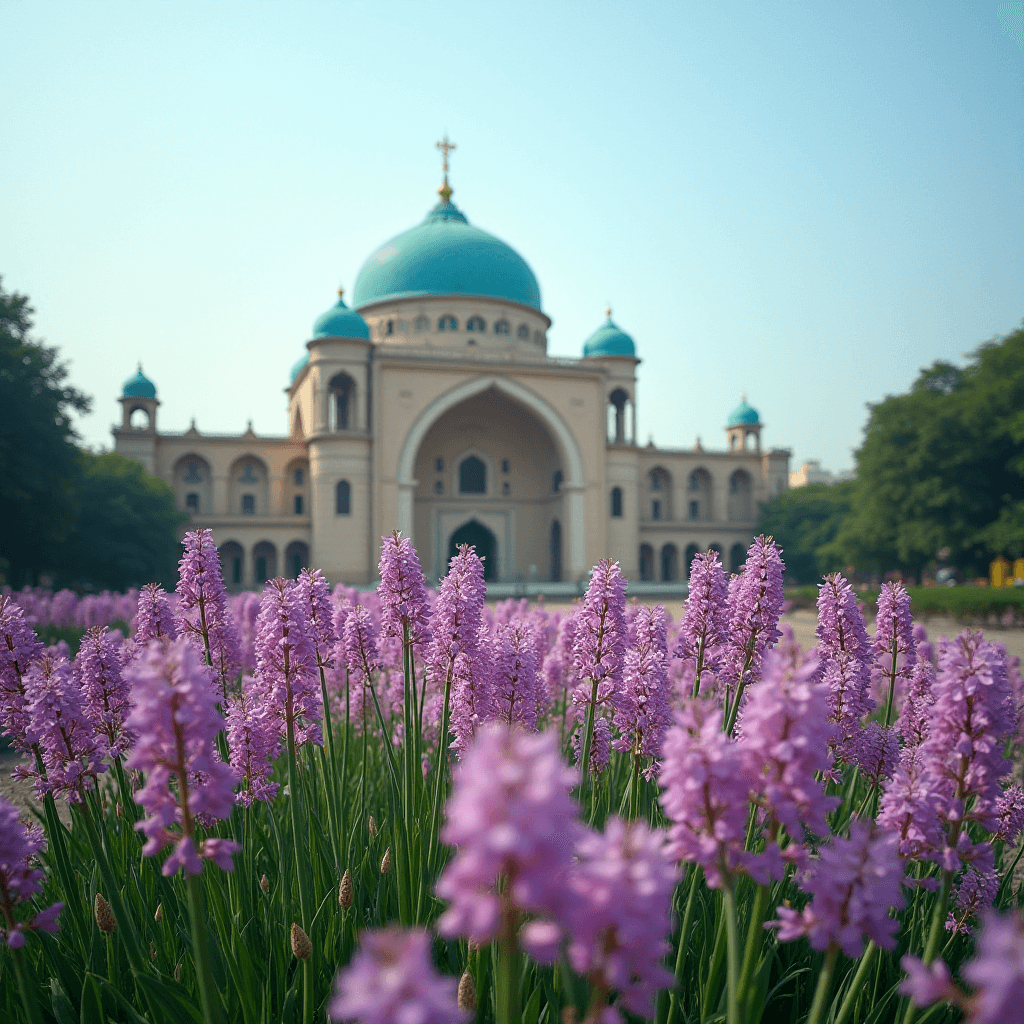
815 573 874 759
133 583 178 647
675 551 728 694
565 818 679 1021
658 699 751 888
176 529 242 699
961 910 1024 1024
614 604 671 763
767 822 905 958
899 956 955 1008
253 579 322 747
378 532 433 650
571 560 627 774
0 594 44 747
124 639 239 875
853 722 899 787
435 724 580 949
294 568 337 672
877 748 944 862
327 927 466 1024
540 614 577 720
894 656 935 750
23 654 106 801
487 619 540 730
344 603 381 731
76 626 134 758
994 785 1024 844
0 796 62 948
225 685 281 806
873 582 917 711
947 867 999 935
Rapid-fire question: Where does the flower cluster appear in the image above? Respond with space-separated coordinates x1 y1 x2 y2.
76 625 134 758
378 532 433 650
0 594 45 746
0 796 62 948
614 603 671 764
675 550 728 694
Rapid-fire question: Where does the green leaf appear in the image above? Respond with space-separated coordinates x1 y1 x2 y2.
79 975 104 1024
49 978 77 1024
133 974 205 1024
522 984 542 1024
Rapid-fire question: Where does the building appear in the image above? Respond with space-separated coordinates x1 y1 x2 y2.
789 460 856 487
113 151 790 589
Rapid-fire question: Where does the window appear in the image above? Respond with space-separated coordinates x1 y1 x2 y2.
386 319 394 336
186 492 199 513
242 494 256 515
459 456 486 494
689 472 701 491
435 457 444 472
329 373 356 431
231 557 242 585
335 480 351 515
689 500 699 520
495 319 510 335
652 499 662 520
184 462 202 483
255 556 268 582
434 480 444 495
467 316 486 332
240 463 259 484
517 324 529 339
438 315 458 331
553 470 563 492
730 476 739 494
294 494 304 515
502 481 510 496
467 337 476 346
293 468 304 485
414 315 429 332
501 459 510 474
534 331 543 344
611 487 623 517
651 475 661 492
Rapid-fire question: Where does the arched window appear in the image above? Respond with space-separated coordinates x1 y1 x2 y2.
608 388 628 443
219 542 244 587
438 315 458 332
253 541 277 584
648 468 672 519
328 373 356 431
129 406 150 429
516 324 529 339
688 468 713 521
494 319 510 335
242 494 256 515
610 487 623 518
459 456 486 494
684 544 699 579
553 470 563 492
184 461 203 483
466 316 486 332
730 542 747 573
414 315 429 332
186 492 199 513
550 520 562 581
386 319 394 336
285 541 310 580
335 480 351 515
727 470 753 521
661 544 678 582
639 544 654 582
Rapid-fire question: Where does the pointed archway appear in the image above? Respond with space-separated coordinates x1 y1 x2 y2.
448 520 497 582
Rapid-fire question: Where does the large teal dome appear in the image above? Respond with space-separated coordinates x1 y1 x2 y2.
727 397 760 426
312 292 370 339
351 195 542 311
122 366 156 398
583 315 636 358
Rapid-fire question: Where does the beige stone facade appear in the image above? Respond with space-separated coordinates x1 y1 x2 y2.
113 189 790 590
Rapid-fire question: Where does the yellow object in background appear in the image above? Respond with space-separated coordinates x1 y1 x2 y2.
1015 558 1024 584
990 556 1011 588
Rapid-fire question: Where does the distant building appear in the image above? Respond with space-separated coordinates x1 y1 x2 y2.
789 461 855 488
114 145 792 587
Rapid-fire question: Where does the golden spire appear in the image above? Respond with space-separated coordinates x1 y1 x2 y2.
605 305 612 319
436 134 456 202
337 285 344 299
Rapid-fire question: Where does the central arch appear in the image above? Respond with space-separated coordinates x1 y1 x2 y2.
448 520 498 582
397 375 587 578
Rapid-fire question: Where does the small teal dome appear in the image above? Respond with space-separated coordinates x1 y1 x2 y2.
727 397 760 426
289 351 310 384
582 314 636 358
351 194 542 311
312 292 370 340
122 365 156 398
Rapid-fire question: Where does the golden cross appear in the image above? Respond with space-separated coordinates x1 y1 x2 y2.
436 134 456 178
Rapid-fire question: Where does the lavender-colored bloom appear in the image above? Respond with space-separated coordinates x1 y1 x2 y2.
566 818 679 1021
225 685 281 806
253 579 322 747
435 724 580 949
176 529 242 699
487 619 540 730
947 867 999 935
23 654 105 801
961 910 1024 1024
378 532 433 650
895 656 935 750
134 583 178 646
815 573 874 758
614 604 671 763
877 747 945 862
294 568 337 672
720 537 784 693
328 927 466 1024
659 699 751 888
675 551 728 692
737 648 837 855
571 560 627 773
873 583 916 697
0 594 44 747
0 796 62 948
124 639 239 875
768 822 905 958
899 956 955 1008
76 626 134 758
344 603 381 730
994 785 1024 844
541 613 577 716
853 722 899 786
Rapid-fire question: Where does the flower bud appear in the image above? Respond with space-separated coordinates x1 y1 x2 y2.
94 893 116 935
468 937 480 953
174 960 182 981
150 941 157 962
154 902 163 923
290 922 312 960
260 873 270 894
380 847 391 875
338 870 353 910
116 801 123 819
368 815 377 837
457 970 477 1011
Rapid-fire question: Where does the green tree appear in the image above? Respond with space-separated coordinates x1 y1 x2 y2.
0 278 90 585
56 452 187 591
758 480 857 584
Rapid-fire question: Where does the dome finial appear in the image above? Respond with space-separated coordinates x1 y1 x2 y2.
741 390 747 403
436 133 457 202
337 285 344 298
605 304 612 319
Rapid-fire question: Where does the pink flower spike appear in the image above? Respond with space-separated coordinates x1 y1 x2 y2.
0 795 61 946
962 910 1024 1024
899 956 954 1007
378 532 432 650
0 594 44 747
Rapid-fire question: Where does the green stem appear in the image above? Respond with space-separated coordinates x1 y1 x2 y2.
496 898 520 1024
427 665 454 881
902 870 953 1024
883 635 898 728
806 944 840 1024
834 941 877 1024
10 947 43 1024
186 873 223 1024
287 720 314 1024
736 883 770 1018
665 867 700 1024
579 680 599 794
722 884 741 1024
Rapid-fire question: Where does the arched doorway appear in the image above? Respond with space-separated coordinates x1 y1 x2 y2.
550 520 562 582
448 520 498 582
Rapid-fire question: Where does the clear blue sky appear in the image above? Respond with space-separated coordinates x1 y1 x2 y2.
3 1 1022 474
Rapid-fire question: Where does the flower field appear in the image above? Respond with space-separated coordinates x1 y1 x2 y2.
1 530 1023 1024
